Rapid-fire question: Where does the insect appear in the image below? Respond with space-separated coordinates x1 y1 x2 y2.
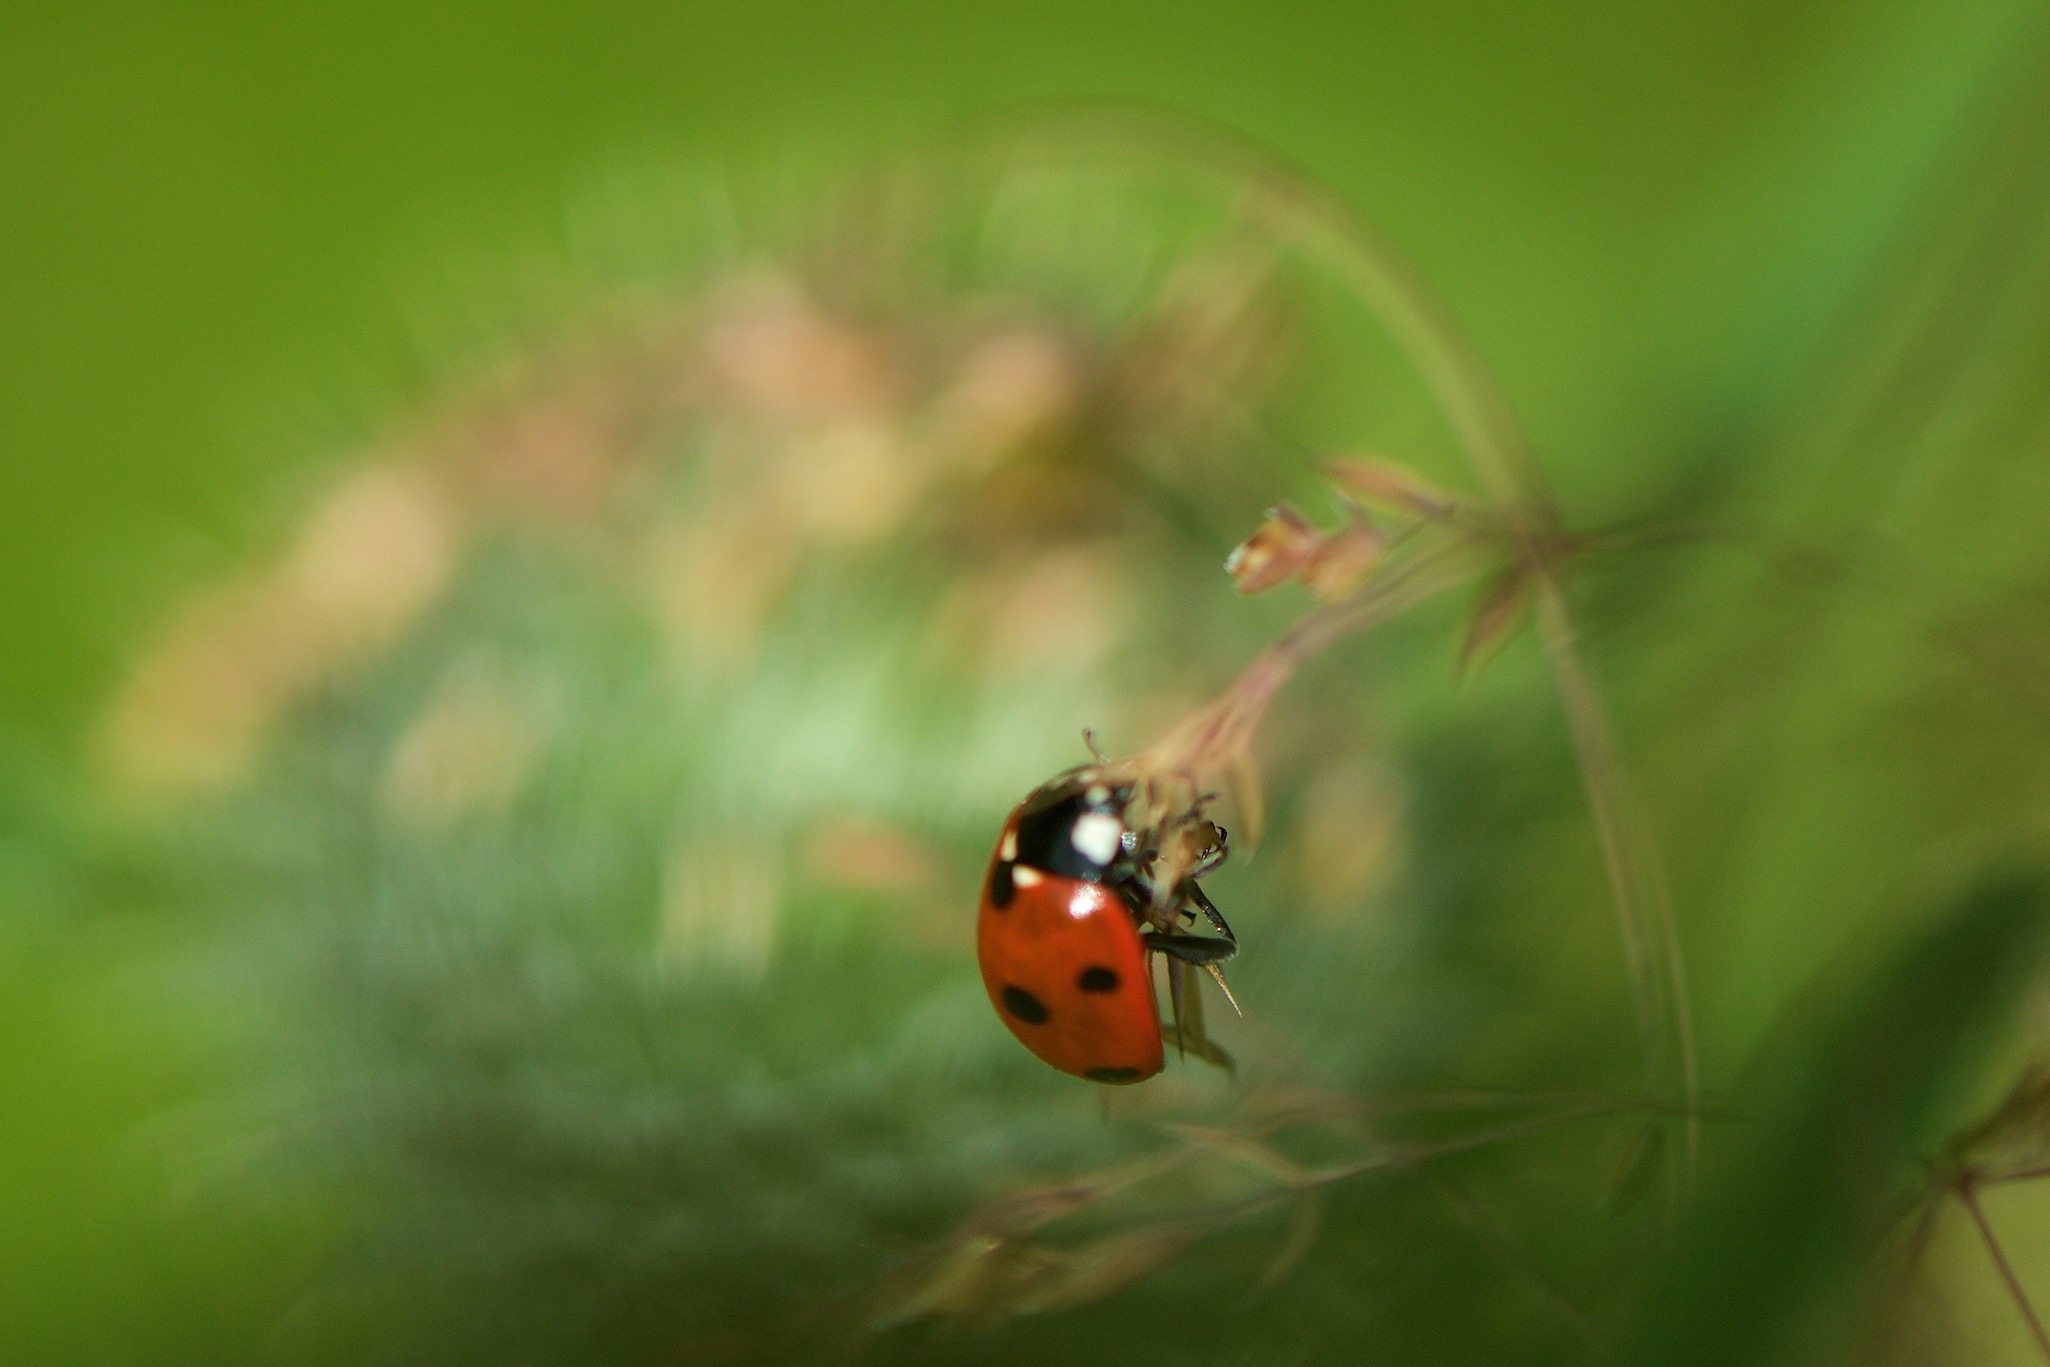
976 766 1238 1083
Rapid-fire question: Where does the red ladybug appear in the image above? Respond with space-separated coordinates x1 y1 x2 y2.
976 768 1237 1084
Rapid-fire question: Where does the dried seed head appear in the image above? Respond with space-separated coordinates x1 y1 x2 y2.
1300 520 1385 601
1224 505 1319 595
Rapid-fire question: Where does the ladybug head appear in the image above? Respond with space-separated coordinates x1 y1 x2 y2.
1012 769 1136 884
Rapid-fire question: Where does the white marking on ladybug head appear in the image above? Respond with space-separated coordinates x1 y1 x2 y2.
1012 865 1044 888
999 829 1017 861
1070 812 1123 866
1085 783 1110 806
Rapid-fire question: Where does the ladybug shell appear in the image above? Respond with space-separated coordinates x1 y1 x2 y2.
977 798 1163 1085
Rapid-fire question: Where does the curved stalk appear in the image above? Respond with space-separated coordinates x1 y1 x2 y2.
965 103 1700 1180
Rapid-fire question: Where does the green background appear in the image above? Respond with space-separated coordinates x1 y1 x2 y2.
7 4 2050 1364
0 0 2033 752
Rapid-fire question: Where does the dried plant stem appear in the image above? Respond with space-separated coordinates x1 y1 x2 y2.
1960 1179 2050 1362
1263 140 1707 1184
1535 580 1700 1183
1989 1164 2050 1186
969 103 1537 503
1131 1099 1636 1253
1092 109 1702 1183
975 104 1700 1180
884 1088 1697 1329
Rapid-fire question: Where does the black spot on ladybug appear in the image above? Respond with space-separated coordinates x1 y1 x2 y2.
1001 985 1049 1024
1086 1066 1145 1084
988 860 1015 909
1077 966 1119 993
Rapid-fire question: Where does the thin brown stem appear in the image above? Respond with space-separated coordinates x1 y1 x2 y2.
1986 1163 2050 1187
1307 1101 1636 1187
968 103 1542 505
1152 1099 1631 1242
1535 581 1700 1185
1961 1179 2050 1362
967 104 1700 1180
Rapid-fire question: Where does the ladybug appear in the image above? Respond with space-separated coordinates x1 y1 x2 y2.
977 767 1237 1084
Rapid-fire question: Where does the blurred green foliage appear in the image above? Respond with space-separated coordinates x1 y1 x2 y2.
9 4 2050 1365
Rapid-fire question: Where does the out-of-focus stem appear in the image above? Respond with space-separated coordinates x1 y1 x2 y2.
1536 579 1700 1182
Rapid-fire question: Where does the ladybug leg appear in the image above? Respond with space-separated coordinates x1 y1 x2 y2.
1148 881 1221 946
1147 881 1242 1019
1107 866 1153 912
1110 865 1184 927
1186 880 1235 943
1117 869 1235 960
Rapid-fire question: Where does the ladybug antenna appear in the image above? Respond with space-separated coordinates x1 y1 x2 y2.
1082 727 1106 764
